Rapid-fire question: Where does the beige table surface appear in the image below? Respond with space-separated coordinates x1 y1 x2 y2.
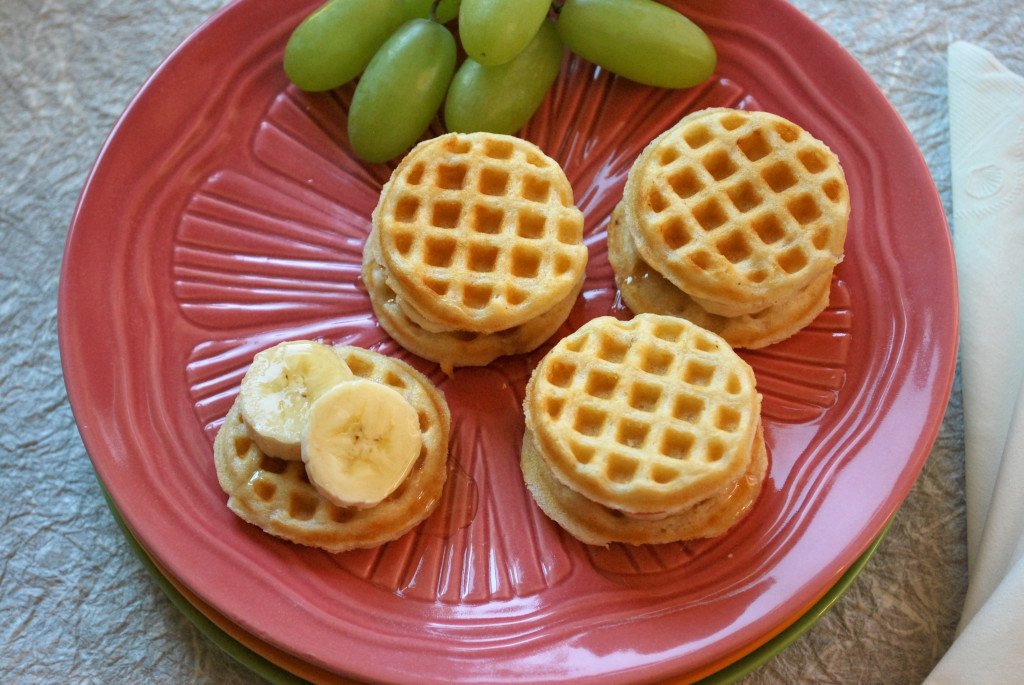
3 0 1020 682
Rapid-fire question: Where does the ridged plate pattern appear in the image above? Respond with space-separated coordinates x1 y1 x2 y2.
59 0 957 682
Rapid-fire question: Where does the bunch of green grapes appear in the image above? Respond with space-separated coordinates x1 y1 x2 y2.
284 0 717 163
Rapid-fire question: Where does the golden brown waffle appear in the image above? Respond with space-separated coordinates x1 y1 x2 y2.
524 314 761 516
607 203 831 348
213 347 450 552
363 229 580 375
623 107 849 317
521 423 766 545
373 132 588 334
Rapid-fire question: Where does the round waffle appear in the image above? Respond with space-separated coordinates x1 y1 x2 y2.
363 229 581 375
373 132 588 334
623 107 849 317
213 347 450 552
606 203 831 348
524 314 761 516
521 423 766 546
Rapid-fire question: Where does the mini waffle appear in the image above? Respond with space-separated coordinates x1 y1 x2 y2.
623 107 849 317
521 423 766 546
373 132 588 334
606 204 831 348
524 314 761 516
214 347 450 552
363 229 581 375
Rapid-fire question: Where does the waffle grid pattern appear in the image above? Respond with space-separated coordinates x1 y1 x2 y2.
376 133 587 333
527 315 759 515
521 424 767 545
362 232 583 373
606 203 832 348
632 108 849 311
214 347 450 552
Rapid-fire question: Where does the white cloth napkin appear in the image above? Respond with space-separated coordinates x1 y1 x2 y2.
926 41 1024 684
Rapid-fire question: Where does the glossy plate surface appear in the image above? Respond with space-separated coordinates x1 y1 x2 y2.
105 485 888 685
60 0 957 682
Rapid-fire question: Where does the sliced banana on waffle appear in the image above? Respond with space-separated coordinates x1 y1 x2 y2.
301 379 423 509
215 346 451 552
239 340 353 461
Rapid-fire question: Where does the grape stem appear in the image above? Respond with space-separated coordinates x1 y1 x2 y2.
430 0 441 22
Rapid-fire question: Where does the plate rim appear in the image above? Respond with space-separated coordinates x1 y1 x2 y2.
102 481 892 685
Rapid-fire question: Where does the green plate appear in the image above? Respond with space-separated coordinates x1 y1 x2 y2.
104 486 888 685
104 489 306 685
695 524 889 684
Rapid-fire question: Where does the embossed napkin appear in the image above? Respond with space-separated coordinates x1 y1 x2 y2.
926 41 1024 683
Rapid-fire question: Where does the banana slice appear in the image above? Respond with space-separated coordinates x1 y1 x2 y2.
239 340 353 461
301 379 423 509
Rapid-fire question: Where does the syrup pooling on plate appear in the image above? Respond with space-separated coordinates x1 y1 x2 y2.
419 459 478 539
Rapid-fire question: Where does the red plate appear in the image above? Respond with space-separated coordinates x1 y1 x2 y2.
60 0 956 682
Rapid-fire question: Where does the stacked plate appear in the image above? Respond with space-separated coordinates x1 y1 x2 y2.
60 1 956 682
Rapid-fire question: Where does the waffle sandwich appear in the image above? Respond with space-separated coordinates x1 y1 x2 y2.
214 346 451 552
610 107 849 346
521 314 766 545
366 132 587 372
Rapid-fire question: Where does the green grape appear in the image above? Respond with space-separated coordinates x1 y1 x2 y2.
445 20 562 135
459 0 552 66
556 0 716 89
400 0 461 23
283 0 405 92
348 19 457 163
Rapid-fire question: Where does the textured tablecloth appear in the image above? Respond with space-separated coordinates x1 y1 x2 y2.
3 0 1019 682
